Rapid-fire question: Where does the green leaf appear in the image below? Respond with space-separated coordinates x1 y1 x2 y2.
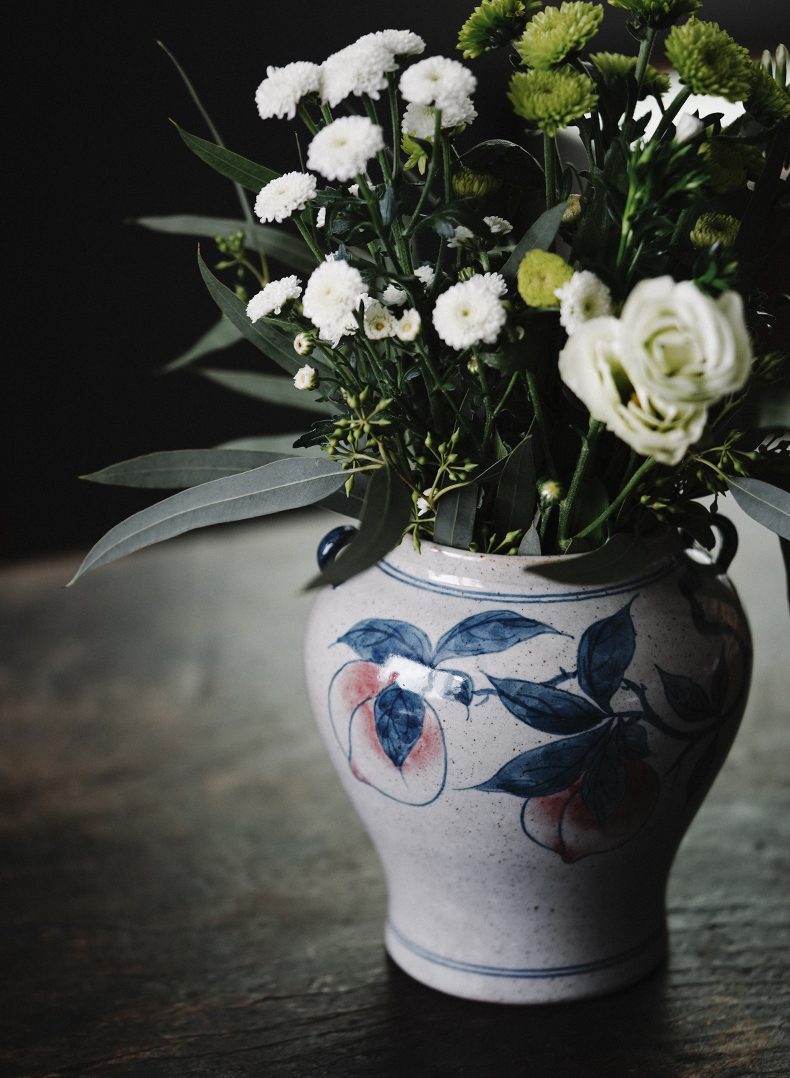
132 215 316 275
567 477 609 549
68 457 346 585
81 449 290 488
434 483 478 550
306 466 413 588
216 434 322 456
161 317 243 374
743 387 790 431
200 369 334 415
728 477 790 540
526 531 671 585
518 525 541 555
501 201 570 278
173 123 279 192
493 435 536 537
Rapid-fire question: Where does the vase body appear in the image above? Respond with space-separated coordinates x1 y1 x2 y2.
303 531 751 1004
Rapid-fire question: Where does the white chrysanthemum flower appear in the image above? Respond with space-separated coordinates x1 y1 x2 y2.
319 37 397 107
554 271 613 335
364 300 396 339
401 97 477 139
319 312 360 348
399 56 477 111
367 29 425 57
307 116 385 183
396 308 422 341
246 276 303 322
255 62 321 121
294 364 319 390
347 183 360 196
382 283 407 306
416 496 430 516
448 225 476 249
432 274 507 350
315 206 326 228
484 215 513 236
674 113 705 143
414 265 435 289
303 259 367 341
254 172 316 223
293 332 315 355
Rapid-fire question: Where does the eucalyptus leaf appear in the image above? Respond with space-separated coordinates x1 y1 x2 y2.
434 483 478 550
200 369 334 415
306 465 413 588
493 435 536 537
81 449 287 489
68 457 346 585
216 434 322 456
518 525 541 555
161 317 243 374
501 201 570 278
526 531 670 585
173 123 279 192
728 477 790 539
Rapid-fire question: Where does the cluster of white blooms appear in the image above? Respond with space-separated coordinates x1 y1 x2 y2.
382 283 407 306
255 62 321 121
414 265 435 289
400 56 477 113
554 271 613 335
302 259 368 346
307 116 384 183
294 365 319 390
559 277 752 465
318 29 424 110
447 225 475 249
484 216 513 236
401 98 477 139
246 276 303 322
254 172 316 223
432 273 507 350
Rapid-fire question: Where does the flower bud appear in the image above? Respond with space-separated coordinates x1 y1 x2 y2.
561 193 582 223
293 365 319 390
538 478 565 506
293 331 316 355
451 165 502 199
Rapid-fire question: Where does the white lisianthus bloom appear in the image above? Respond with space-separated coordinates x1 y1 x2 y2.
293 332 315 355
674 113 705 143
554 271 613 335
399 56 477 111
246 276 303 322
432 273 507 350
254 172 316 223
401 97 477 138
315 207 326 228
619 277 752 406
255 62 321 121
448 225 476 249
484 215 513 236
382 283 407 306
414 265 435 289
294 365 319 390
367 29 425 57
303 260 367 343
396 308 422 341
307 116 385 183
319 37 397 107
558 318 708 466
416 496 430 516
364 300 396 339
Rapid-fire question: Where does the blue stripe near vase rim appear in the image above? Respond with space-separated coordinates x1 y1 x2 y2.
386 920 667 980
376 556 680 604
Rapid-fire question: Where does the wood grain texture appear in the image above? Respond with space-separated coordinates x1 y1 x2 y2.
1 500 788 1078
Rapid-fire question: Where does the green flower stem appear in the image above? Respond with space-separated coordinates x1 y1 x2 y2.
387 74 401 180
491 371 520 422
477 363 495 445
671 203 697 246
320 103 333 126
573 457 657 540
417 343 479 445
626 27 658 131
441 132 452 204
557 418 603 546
404 109 443 238
293 216 324 264
525 369 557 479
363 94 393 185
297 103 319 136
357 174 402 270
544 132 557 209
654 85 693 142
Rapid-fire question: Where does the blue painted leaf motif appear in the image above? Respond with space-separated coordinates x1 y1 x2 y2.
618 720 650 759
337 619 431 665
431 610 561 666
580 730 627 825
487 675 604 735
373 682 425 768
442 669 474 706
656 667 714 723
577 601 636 711
476 726 608 798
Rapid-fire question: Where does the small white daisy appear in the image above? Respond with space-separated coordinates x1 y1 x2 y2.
363 300 396 339
319 37 397 108
255 62 321 121
254 172 316 223
303 259 367 339
307 116 385 183
293 365 318 390
382 283 408 306
447 225 476 249
395 308 421 341
414 265 435 289
554 271 613 335
432 273 507 350
399 56 477 112
484 215 513 236
246 276 303 322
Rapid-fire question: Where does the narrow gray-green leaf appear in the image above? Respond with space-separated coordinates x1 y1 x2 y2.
526 531 669 585
518 525 541 555
173 123 279 191
81 449 287 489
433 483 478 549
216 434 322 457
133 215 315 275
493 435 536 537
728 477 790 539
200 369 334 415
162 317 243 374
306 466 412 588
69 457 346 585
501 201 570 278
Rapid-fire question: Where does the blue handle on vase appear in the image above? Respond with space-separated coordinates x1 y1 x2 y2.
317 525 357 571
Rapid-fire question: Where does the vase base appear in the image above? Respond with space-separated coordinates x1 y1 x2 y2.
385 919 668 1005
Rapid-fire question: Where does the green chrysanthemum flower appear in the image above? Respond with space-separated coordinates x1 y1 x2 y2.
458 0 541 59
590 51 671 98
452 165 503 198
665 18 753 102
690 213 740 248
607 0 700 30
516 2 603 70
698 139 764 195
508 67 599 135
745 63 790 124
517 249 574 306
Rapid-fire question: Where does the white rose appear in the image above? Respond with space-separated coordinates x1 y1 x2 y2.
558 317 708 466
619 277 752 407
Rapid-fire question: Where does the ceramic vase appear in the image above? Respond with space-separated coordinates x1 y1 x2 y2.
303 523 751 1004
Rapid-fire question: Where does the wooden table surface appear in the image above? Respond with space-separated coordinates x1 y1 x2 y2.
1 499 788 1078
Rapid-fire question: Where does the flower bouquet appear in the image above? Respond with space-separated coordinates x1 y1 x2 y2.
71 1 789 590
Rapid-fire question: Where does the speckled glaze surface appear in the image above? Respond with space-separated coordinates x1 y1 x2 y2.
303 530 752 1003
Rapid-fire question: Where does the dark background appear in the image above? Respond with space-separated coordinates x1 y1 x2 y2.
3 1 781 560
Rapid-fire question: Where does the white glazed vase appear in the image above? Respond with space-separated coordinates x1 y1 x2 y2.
303 523 751 1004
